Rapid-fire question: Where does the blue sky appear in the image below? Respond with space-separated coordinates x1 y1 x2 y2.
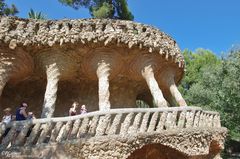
6 0 240 55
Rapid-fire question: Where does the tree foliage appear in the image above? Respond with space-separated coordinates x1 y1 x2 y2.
28 9 46 20
180 48 240 141
179 49 220 97
0 0 18 16
58 0 134 20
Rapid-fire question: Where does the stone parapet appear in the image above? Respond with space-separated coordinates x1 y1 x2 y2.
0 107 227 159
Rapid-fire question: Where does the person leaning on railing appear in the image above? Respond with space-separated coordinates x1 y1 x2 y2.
80 105 87 115
15 102 28 121
69 102 79 116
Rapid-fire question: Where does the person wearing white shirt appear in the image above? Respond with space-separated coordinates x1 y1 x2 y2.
2 108 12 124
1 107 13 138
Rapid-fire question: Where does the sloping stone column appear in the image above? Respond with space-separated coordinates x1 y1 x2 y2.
142 65 168 107
161 71 187 106
97 61 111 111
41 63 60 118
169 82 187 106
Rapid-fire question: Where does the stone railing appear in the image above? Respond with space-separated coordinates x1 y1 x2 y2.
0 107 221 150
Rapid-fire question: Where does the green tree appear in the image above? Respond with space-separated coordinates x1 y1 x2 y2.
58 0 134 20
0 0 18 16
179 48 240 157
214 50 240 140
28 9 46 20
179 48 220 96
180 48 240 141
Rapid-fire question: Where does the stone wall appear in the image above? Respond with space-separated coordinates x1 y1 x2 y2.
3 128 227 159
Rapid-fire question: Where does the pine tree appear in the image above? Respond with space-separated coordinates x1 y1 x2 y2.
59 0 134 20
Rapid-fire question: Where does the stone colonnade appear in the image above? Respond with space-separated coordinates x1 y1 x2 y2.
83 50 187 111
0 48 187 118
0 16 188 118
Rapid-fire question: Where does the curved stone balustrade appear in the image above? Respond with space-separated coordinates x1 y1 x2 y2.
0 107 222 150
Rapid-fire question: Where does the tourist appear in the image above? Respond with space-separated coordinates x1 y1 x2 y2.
1 108 13 137
2 108 13 124
80 104 87 114
15 102 29 136
67 102 79 139
16 102 28 121
69 102 79 116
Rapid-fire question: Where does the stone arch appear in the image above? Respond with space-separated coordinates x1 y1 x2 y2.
205 140 224 159
127 143 187 159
